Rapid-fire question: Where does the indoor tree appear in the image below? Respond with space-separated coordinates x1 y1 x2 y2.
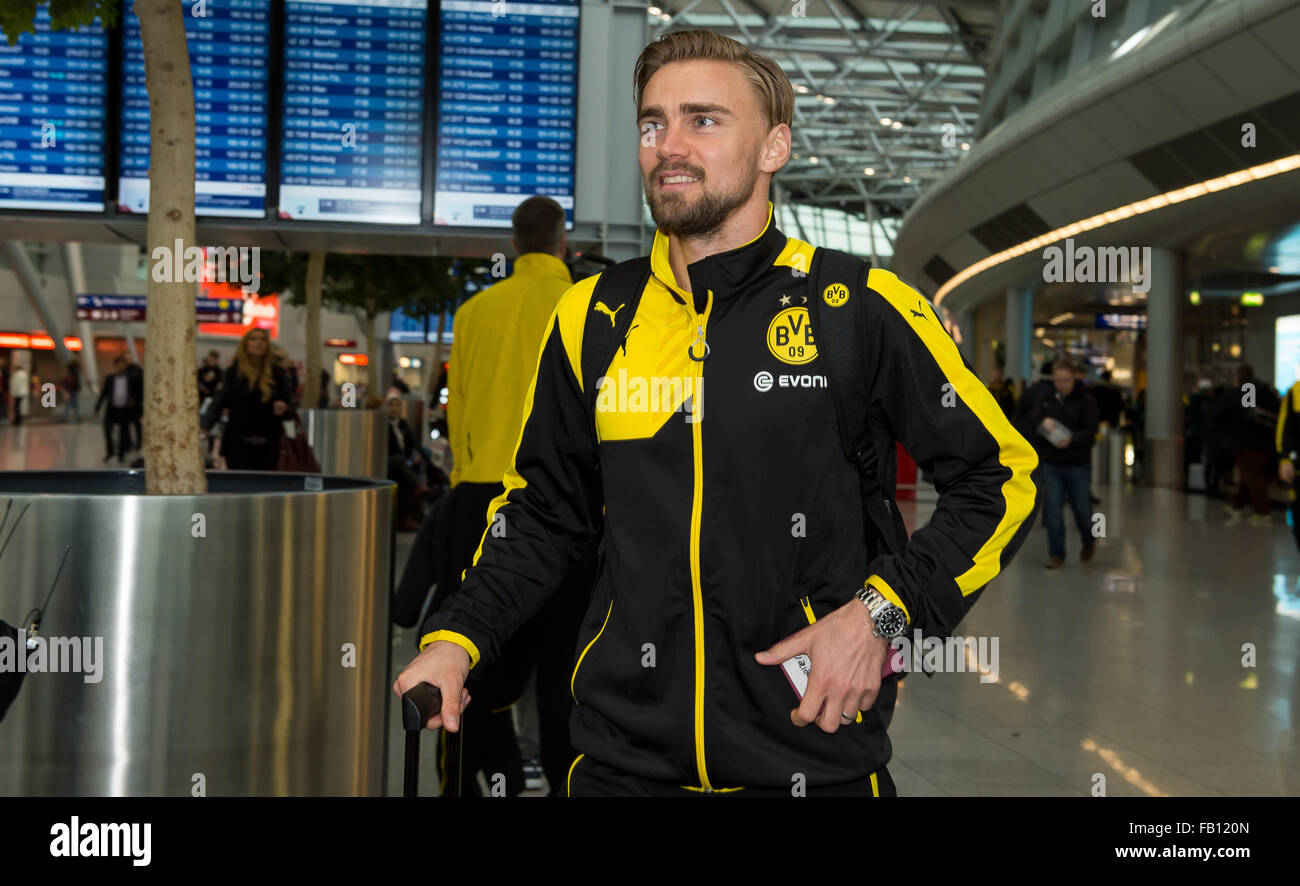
4 0 205 494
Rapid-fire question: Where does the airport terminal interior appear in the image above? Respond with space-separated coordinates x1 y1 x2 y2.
1 0 1298 799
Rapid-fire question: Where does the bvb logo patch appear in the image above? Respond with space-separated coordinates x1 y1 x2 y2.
823 282 849 307
767 307 818 365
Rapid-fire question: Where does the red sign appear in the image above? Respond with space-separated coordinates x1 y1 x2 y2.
0 333 83 351
198 280 280 339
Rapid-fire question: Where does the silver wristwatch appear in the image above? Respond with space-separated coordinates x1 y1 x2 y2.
854 584 908 639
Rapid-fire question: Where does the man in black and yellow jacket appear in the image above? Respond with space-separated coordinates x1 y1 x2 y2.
1276 382 1300 550
395 30 1040 796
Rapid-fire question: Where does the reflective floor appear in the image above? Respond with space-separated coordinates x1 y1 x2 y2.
11 419 1299 796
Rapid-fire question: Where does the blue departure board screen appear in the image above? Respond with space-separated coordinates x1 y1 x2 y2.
434 0 577 228
280 0 426 225
119 0 269 218
0 7 107 212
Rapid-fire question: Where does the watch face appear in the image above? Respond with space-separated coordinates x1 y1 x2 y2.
875 607 906 638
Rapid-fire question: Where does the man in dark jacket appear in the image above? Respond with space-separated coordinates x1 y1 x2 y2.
124 355 144 452
1214 364 1280 525
387 396 429 531
1022 357 1099 567
94 355 136 463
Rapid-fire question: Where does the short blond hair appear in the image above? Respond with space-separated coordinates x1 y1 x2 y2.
633 30 794 130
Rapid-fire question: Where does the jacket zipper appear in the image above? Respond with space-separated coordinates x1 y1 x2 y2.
689 289 713 791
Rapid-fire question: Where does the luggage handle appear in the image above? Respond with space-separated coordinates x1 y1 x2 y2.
401 681 442 733
401 682 462 798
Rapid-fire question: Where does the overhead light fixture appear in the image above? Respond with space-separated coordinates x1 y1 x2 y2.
794 84 809 94
961 142 970 151
809 156 819 164
933 152 1300 305
647 5 661 14
822 96 836 106
880 116 892 126
891 121 903 130
1188 290 1201 304
863 167 875 176
1241 291 1264 306
902 175 912 183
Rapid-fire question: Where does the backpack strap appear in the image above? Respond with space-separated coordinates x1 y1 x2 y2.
807 247 909 559
580 256 652 419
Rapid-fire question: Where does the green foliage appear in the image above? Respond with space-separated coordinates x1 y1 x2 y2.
257 251 486 321
0 0 119 44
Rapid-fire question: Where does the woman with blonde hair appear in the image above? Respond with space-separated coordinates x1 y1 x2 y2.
214 327 290 470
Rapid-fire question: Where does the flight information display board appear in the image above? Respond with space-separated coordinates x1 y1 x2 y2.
280 0 426 225
0 7 107 212
119 0 270 218
434 0 577 228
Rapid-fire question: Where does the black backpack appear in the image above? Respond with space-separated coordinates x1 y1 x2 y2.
579 248 910 563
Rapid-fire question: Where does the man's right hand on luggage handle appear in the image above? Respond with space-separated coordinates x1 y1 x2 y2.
393 641 472 731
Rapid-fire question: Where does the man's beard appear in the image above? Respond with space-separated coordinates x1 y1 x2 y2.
644 157 759 239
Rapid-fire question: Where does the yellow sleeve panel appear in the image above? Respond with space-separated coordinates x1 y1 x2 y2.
866 268 1040 596
418 630 481 669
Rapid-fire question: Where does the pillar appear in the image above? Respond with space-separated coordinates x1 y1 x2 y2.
1144 248 1185 488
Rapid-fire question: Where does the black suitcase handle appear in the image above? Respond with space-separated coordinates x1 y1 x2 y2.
401 682 462 798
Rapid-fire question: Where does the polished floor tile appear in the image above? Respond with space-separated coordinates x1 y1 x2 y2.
6 421 1297 795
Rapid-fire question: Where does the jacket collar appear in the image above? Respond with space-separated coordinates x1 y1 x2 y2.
649 202 786 305
513 252 572 283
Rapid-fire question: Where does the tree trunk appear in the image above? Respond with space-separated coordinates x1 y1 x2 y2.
302 251 325 409
137 0 204 495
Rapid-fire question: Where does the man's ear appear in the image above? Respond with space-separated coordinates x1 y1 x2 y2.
760 123 792 175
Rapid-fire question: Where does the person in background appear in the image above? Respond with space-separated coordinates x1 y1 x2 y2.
94 355 136 463
318 369 331 409
123 355 143 451
198 350 223 401
7 363 29 427
213 329 290 471
387 395 431 531
1214 364 1280 526
426 194 586 796
1184 378 1213 489
1276 381 1300 553
270 345 301 408
60 359 82 423
390 372 411 396
1020 357 1099 568
987 368 1016 419
1091 369 1125 429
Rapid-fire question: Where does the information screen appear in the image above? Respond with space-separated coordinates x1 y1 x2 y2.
119 0 269 218
434 0 577 228
1276 315 1300 397
280 0 426 225
0 7 107 212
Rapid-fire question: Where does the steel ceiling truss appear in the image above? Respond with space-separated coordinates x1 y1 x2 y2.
648 0 998 222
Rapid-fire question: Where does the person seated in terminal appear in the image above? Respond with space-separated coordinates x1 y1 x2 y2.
387 395 431 532
396 30 1039 797
213 328 290 471
94 355 136 464
1020 357 1098 568
1213 364 1281 526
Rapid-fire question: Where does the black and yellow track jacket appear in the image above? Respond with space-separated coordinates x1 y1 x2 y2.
421 206 1040 791
1277 383 1300 469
